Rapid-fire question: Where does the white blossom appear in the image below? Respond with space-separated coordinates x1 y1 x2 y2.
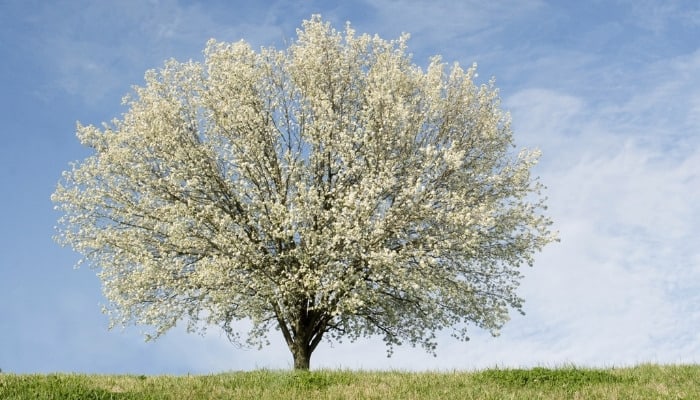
52 16 556 370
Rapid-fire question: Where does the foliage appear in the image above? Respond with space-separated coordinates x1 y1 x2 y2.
1 366 698 399
52 16 556 369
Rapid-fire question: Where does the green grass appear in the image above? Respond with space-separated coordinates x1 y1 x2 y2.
1 365 697 399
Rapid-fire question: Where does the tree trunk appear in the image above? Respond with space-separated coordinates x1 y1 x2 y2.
291 341 312 370
275 298 327 370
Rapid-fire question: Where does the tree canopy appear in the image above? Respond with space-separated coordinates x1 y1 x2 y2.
52 16 556 370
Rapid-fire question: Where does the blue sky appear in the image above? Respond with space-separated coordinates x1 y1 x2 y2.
1 0 699 374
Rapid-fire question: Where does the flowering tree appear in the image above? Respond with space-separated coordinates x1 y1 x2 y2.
52 16 556 370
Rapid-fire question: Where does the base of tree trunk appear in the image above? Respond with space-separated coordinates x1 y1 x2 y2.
292 345 311 370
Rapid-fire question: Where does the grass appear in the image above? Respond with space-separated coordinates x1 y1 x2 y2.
1 364 698 399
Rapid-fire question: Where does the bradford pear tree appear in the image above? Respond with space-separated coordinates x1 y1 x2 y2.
52 16 556 370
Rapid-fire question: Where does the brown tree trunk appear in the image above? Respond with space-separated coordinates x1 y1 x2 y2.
291 341 312 370
274 298 327 371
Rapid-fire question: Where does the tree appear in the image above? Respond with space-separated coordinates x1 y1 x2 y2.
52 16 556 370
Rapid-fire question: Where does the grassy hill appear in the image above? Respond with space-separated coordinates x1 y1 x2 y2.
1 364 697 399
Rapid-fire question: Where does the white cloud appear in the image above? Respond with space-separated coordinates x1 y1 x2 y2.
625 0 700 34
519 144 700 365
496 38 700 367
29 0 298 106
368 0 543 35
362 0 544 61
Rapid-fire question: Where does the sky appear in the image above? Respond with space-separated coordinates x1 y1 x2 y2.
1 0 699 374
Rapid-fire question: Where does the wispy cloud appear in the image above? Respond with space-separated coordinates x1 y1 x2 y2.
28 0 303 107
497 24 700 365
625 0 700 34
